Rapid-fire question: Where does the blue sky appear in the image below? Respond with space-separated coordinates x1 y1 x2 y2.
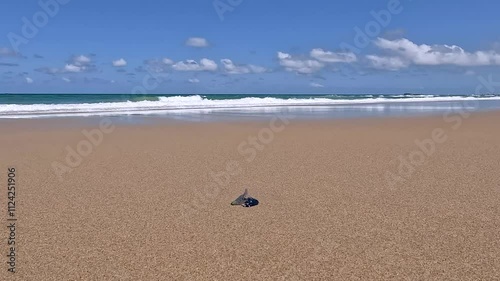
1 0 500 94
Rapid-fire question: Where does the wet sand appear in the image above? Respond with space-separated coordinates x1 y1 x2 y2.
1 112 500 280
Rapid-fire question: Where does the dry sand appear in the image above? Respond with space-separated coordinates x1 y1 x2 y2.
1 112 500 280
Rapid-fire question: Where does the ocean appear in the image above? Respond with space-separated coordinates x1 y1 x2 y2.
1 93 500 120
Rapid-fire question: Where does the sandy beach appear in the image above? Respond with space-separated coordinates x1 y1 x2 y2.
1 112 500 280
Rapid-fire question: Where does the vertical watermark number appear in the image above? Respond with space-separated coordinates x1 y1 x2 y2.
6 167 17 273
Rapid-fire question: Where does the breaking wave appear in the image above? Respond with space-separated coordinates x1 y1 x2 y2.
1 94 500 118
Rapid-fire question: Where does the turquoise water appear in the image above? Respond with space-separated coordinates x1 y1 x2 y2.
1 93 499 105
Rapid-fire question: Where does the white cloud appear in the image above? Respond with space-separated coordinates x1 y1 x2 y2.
248 65 267 73
366 55 409 71
186 37 209 48
162 58 174 65
310 48 357 63
25 77 33 84
221 59 249 74
60 55 94 73
64 64 82 73
188 78 200 83
277 52 324 74
464 70 475 76
37 55 93 74
62 77 71 82
310 82 324 88
72 55 91 66
370 37 500 68
221 59 267 74
172 58 218 71
112 58 127 67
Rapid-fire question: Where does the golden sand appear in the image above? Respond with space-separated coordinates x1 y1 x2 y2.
1 112 499 280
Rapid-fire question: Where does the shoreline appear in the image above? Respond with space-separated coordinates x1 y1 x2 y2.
2 107 500 132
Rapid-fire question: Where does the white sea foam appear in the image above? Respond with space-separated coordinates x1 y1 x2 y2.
1 95 500 118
